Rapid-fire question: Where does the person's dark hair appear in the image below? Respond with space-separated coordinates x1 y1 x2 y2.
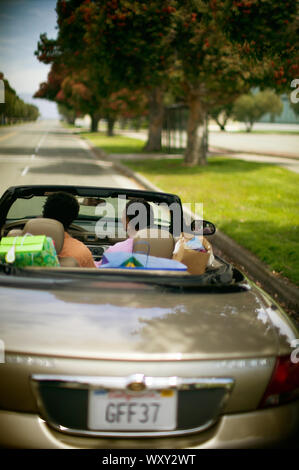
42 192 79 230
125 198 154 232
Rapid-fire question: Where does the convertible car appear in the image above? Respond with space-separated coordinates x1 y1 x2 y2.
0 185 298 449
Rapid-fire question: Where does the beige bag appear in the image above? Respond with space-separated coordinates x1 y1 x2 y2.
172 233 213 275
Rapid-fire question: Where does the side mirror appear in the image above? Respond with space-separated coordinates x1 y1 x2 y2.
191 219 216 236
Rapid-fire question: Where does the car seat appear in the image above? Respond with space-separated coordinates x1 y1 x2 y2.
133 227 174 259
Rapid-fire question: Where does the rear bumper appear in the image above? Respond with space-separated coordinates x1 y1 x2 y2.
0 401 298 449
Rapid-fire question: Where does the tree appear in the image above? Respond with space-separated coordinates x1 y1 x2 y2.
79 0 177 150
0 73 39 124
35 2 103 132
79 1 252 162
233 90 283 131
34 62 102 132
99 88 148 136
33 1 256 162
214 0 299 91
169 1 254 165
35 0 298 165
57 103 77 125
209 103 235 131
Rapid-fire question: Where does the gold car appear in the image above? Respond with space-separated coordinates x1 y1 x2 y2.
0 185 298 448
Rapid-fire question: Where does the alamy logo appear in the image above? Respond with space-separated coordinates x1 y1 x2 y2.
0 80 4 103
291 339 299 364
290 79 299 104
0 339 5 363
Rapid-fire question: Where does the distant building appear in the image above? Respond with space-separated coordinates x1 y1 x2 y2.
258 94 299 124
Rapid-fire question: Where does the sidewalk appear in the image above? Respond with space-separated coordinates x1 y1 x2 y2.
208 130 299 159
209 151 299 174
116 129 299 173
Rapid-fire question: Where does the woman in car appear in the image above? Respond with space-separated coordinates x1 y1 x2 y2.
95 199 154 265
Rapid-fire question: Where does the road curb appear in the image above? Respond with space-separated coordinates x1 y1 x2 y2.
83 136 299 316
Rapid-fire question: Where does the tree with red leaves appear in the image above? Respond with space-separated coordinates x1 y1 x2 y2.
213 0 299 88
35 0 298 165
80 0 177 149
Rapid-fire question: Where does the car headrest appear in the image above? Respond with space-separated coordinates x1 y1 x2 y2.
133 228 174 259
7 229 23 237
22 218 65 254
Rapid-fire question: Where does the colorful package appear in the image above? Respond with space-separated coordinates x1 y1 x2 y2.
0 235 60 267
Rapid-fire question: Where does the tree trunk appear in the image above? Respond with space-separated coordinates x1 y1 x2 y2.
120 118 127 130
133 117 141 131
215 117 225 131
90 113 100 132
107 117 115 136
246 121 253 132
184 94 207 166
67 116 75 125
144 87 164 152
203 114 209 154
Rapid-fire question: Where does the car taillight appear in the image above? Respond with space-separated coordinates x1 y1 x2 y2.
259 355 299 408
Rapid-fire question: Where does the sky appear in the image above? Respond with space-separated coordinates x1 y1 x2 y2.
0 0 59 118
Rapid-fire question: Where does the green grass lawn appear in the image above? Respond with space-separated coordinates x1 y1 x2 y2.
81 132 146 154
123 157 299 286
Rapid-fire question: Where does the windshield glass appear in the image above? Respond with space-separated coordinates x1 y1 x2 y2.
6 194 173 238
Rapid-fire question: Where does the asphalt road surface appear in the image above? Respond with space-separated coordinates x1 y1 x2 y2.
0 120 141 198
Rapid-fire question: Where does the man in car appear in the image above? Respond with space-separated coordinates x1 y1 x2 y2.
43 191 95 268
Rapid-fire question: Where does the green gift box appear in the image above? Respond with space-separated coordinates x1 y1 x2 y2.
0 234 60 267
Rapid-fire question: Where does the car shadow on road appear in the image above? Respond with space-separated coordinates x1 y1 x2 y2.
28 161 115 176
0 147 92 158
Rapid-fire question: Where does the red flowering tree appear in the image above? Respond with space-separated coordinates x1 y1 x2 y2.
99 88 148 136
35 0 298 164
35 1 104 131
78 0 253 163
169 0 298 165
214 0 299 89
34 63 98 128
78 0 177 150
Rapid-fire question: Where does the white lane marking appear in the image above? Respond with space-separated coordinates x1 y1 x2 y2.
34 130 49 156
21 166 29 176
19 128 49 175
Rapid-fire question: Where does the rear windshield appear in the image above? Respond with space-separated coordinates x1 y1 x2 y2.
6 195 173 235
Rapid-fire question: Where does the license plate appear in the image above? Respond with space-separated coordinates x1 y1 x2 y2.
88 389 177 431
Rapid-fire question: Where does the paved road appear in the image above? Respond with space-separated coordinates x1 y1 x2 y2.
0 120 141 197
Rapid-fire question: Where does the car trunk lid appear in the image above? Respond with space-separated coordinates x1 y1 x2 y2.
0 280 282 360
